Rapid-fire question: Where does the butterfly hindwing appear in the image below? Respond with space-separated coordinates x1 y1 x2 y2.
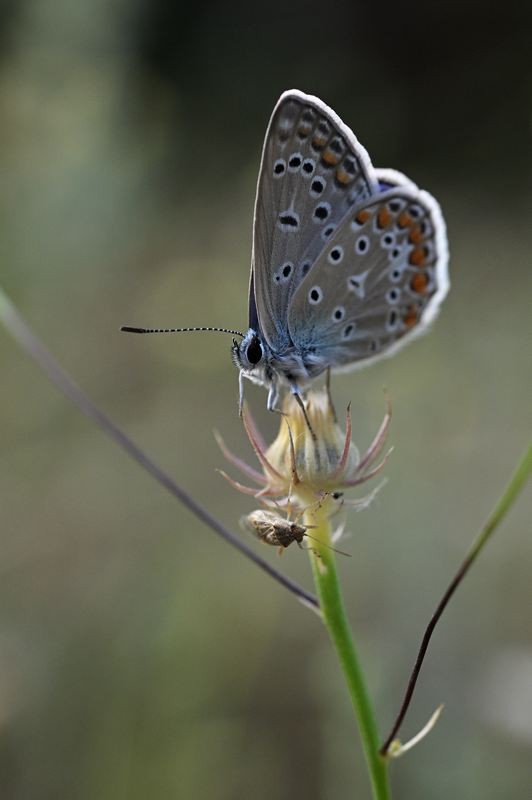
251 90 378 352
287 171 449 370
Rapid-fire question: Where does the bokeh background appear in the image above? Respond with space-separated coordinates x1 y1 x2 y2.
1 1 531 798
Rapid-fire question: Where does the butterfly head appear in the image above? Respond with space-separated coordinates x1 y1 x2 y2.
232 329 267 373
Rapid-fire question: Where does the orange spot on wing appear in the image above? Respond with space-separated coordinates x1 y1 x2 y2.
355 209 371 225
335 167 352 185
403 306 418 328
409 247 426 266
377 207 392 228
398 211 414 228
322 149 341 165
410 272 429 294
312 134 327 149
409 225 423 244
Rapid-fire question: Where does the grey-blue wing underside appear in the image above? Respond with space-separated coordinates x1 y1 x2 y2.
250 90 378 353
287 171 449 372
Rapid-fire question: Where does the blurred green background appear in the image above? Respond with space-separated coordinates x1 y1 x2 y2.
1 1 531 798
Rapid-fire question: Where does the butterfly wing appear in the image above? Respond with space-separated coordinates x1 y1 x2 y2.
287 169 449 371
250 90 378 352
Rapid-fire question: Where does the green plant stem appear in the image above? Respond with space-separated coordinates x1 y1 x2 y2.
465 441 532 561
380 440 532 753
306 507 390 800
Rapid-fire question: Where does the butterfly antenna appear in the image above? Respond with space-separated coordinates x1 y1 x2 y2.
304 533 351 557
121 325 245 337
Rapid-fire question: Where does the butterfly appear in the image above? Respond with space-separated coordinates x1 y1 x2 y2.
123 90 449 413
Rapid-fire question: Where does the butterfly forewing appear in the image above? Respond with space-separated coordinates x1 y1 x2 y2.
287 177 449 370
251 90 378 352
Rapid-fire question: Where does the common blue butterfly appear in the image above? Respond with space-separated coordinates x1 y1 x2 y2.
123 90 449 414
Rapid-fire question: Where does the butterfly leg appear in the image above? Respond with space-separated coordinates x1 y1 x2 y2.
325 367 338 423
291 389 317 443
266 379 283 414
238 370 246 417
299 493 343 538
301 542 322 559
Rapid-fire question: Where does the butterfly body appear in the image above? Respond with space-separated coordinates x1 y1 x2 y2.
232 327 321 410
235 90 449 410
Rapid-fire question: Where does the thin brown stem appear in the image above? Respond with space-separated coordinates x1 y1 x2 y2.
0 290 320 614
380 443 532 754
380 555 471 754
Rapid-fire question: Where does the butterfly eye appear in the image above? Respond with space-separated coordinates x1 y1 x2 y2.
246 336 263 365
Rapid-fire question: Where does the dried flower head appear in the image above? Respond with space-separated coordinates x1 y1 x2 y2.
216 387 391 517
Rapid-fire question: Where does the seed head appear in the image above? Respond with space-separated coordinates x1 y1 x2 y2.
216 387 392 514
